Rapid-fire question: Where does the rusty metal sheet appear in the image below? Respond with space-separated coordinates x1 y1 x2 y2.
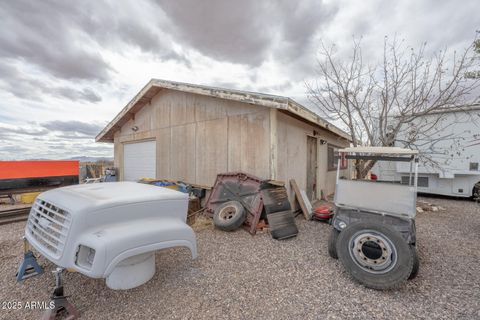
205 172 264 234
205 172 297 237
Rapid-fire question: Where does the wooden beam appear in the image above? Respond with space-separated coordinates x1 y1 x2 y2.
269 108 278 180
290 179 312 220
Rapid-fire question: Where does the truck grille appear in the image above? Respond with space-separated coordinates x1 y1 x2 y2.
26 199 72 258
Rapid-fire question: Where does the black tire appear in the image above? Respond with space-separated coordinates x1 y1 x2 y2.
472 182 480 201
328 228 340 259
336 221 414 290
213 201 246 231
408 245 420 280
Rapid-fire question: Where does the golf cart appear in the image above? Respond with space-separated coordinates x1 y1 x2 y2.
329 147 419 290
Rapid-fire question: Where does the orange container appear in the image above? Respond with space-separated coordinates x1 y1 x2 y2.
0 161 79 179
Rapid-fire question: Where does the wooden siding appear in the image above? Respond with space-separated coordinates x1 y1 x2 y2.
113 89 270 186
112 88 349 201
276 112 349 204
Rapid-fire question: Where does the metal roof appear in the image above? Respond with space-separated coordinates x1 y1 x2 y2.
95 79 351 142
338 146 419 155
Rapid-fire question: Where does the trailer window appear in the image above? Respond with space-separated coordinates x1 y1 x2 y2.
328 145 347 171
470 162 479 171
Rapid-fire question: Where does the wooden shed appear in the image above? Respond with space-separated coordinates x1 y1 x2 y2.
96 79 351 202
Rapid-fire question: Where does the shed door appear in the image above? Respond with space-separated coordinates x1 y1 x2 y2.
123 140 156 181
306 136 318 200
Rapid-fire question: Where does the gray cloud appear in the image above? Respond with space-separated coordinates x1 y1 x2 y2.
0 145 30 154
0 125 49 142
277 2 336 52
0 1 112 82
321 0 478 60
0 0 186 86
155 0 336 68
0 125 48 136
0 62 102 102
52 87 102 103
0 0 338 102
40 120 105 137
0 0 478 161
0 120 110 159
156 1 273 66
56 134 96 140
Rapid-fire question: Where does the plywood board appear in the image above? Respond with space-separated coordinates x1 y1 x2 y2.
170 123 196 182
156 127 171 179
226 100 259 117
135 102 154 132
194 94 227 122
290 179 312 220
276 113 308 204
306 136 318 200
170 92 195 126
300 190 313 214
242 112 270 177
195 118 228 186
152 90 171 128
227 111 270 178
227 115 242 172
269 108 278 180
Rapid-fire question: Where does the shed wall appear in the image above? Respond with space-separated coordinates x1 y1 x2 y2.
276 112 349 203
112 89 350 205
113 89 271 186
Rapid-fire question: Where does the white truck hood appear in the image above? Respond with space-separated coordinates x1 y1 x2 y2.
38 181 187 213
25 181 197 290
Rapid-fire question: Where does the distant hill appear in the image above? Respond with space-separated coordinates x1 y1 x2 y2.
68 156 113 162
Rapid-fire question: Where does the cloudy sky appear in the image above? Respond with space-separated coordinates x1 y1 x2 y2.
0 0 478 160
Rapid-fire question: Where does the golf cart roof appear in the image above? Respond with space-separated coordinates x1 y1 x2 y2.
338 147 419 155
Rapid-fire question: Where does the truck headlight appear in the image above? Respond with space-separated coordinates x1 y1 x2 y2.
76 245 96 269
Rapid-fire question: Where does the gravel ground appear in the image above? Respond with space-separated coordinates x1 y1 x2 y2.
0 197 479 320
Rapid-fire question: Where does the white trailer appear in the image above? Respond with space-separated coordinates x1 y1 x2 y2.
372 105 480 198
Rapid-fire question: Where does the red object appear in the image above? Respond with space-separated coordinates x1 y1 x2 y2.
256 219 267 230
0 161 79 179
370 173 378 181
313 205 333 220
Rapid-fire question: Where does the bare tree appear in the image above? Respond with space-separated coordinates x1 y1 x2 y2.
307 36 480 178
465 32 480 79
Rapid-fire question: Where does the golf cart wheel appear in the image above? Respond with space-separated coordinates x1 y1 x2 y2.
213 201 246 231
336 221 413 290
328 228 340 259
409 245 420 280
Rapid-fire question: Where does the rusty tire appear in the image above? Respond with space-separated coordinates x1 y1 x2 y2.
213 201 246 231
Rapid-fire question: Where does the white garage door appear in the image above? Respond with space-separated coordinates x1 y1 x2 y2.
123 140 156 181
